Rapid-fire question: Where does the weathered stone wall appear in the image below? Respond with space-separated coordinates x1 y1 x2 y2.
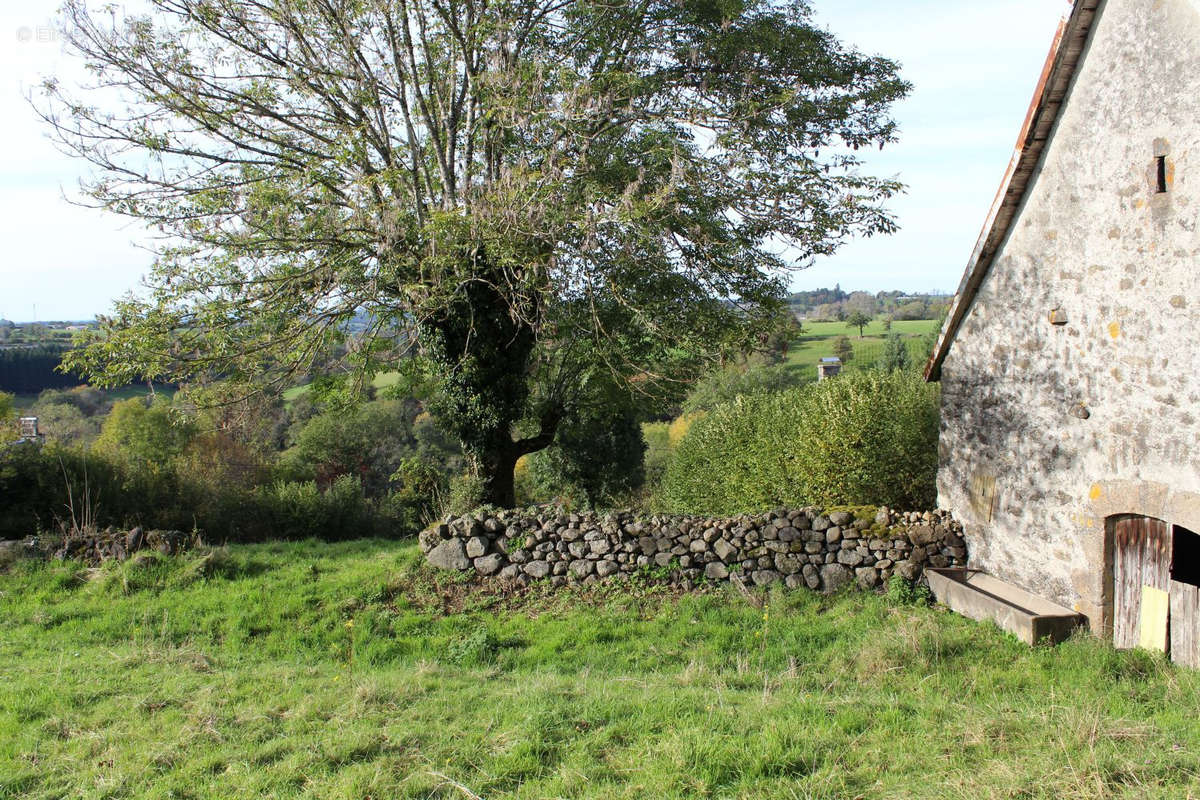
0 527 201 566
937 0 1200 630
420 507 966 592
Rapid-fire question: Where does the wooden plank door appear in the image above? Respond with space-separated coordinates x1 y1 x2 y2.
1113 516 1171 650
1170 581 1200 669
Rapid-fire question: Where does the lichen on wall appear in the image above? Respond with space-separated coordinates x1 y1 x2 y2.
937 0 1200 628
421 506 967 593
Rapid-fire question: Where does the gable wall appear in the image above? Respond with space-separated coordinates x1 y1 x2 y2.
938 0 1200 629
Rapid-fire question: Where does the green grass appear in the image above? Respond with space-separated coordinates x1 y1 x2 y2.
282 372 402 404
799 319 939 339
783 319 939 383
1 539 1198 799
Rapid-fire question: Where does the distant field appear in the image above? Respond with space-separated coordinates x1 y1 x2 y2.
282 371 403 404
783 318 940 382
10 384 174 412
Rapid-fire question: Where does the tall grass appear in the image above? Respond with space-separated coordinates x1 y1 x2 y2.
1 539 1198 799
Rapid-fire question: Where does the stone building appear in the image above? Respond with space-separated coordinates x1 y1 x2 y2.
925 0 1200 657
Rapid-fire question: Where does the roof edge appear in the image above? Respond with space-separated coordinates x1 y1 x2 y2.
925 1 1102 382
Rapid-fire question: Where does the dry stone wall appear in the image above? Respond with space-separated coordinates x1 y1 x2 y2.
420 507 966 592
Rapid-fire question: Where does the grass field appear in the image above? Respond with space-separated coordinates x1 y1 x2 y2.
282 372 403 404
2 538 1198 799
783 319 939 383
10 384 176 412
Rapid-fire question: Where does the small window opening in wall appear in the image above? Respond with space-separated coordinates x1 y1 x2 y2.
1156 156 1169 193
1172 525 1200 587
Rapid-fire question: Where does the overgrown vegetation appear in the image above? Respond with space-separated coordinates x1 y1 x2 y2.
1 539 1196 799
0 387 463 541
660 370 940 514
47 0 912 506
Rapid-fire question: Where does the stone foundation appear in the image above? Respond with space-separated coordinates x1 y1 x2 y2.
420 507 967 592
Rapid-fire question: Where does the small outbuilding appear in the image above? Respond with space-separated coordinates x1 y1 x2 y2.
817 357 842 381
925 0 1200 663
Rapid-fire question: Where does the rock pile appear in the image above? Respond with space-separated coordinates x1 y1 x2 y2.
0 528 203 566
421 507 966 592
53 527 200 564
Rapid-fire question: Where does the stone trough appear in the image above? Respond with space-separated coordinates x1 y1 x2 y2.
926 568 1086 645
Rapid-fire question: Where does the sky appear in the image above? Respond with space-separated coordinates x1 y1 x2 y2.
0 0 1071 321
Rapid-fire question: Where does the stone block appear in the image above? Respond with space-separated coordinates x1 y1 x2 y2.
837 550 864 567
855 567 879 590
427 539 471 571
474 554 504 575
820 563 852 593
713 538 736 561
752 570 781 586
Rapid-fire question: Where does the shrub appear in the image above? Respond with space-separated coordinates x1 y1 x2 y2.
667 411 706 449
659 370 939 515
0 441 404 542
526 398 647 508
385 457 446 531
831 335 854 363
443 472 488 517
680 361 806 415
875 333 912 372
278 399 416 497
641 422 672 493
246 476 380 541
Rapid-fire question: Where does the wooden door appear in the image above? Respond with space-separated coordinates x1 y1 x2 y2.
1112 516 1171 650
1170 525 1200 668
1170 581 1200 668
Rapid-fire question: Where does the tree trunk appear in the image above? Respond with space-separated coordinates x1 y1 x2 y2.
479 446 520 508
418 250 558 509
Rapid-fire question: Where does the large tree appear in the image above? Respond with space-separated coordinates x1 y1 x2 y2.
45 0 908 506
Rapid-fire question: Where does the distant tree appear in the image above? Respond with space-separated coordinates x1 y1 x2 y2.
280 399 417 497
94 397 196 472
882 315 893 332
875 333 911 372
921 305 950 364
0 391 13 433
845 311 872 338
845 291 877 317
832 336 854 363
894 300 929 321
36 386 112 418
811 303 840 322
28 401 98 448
760 311 802 364
927 299 952 319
